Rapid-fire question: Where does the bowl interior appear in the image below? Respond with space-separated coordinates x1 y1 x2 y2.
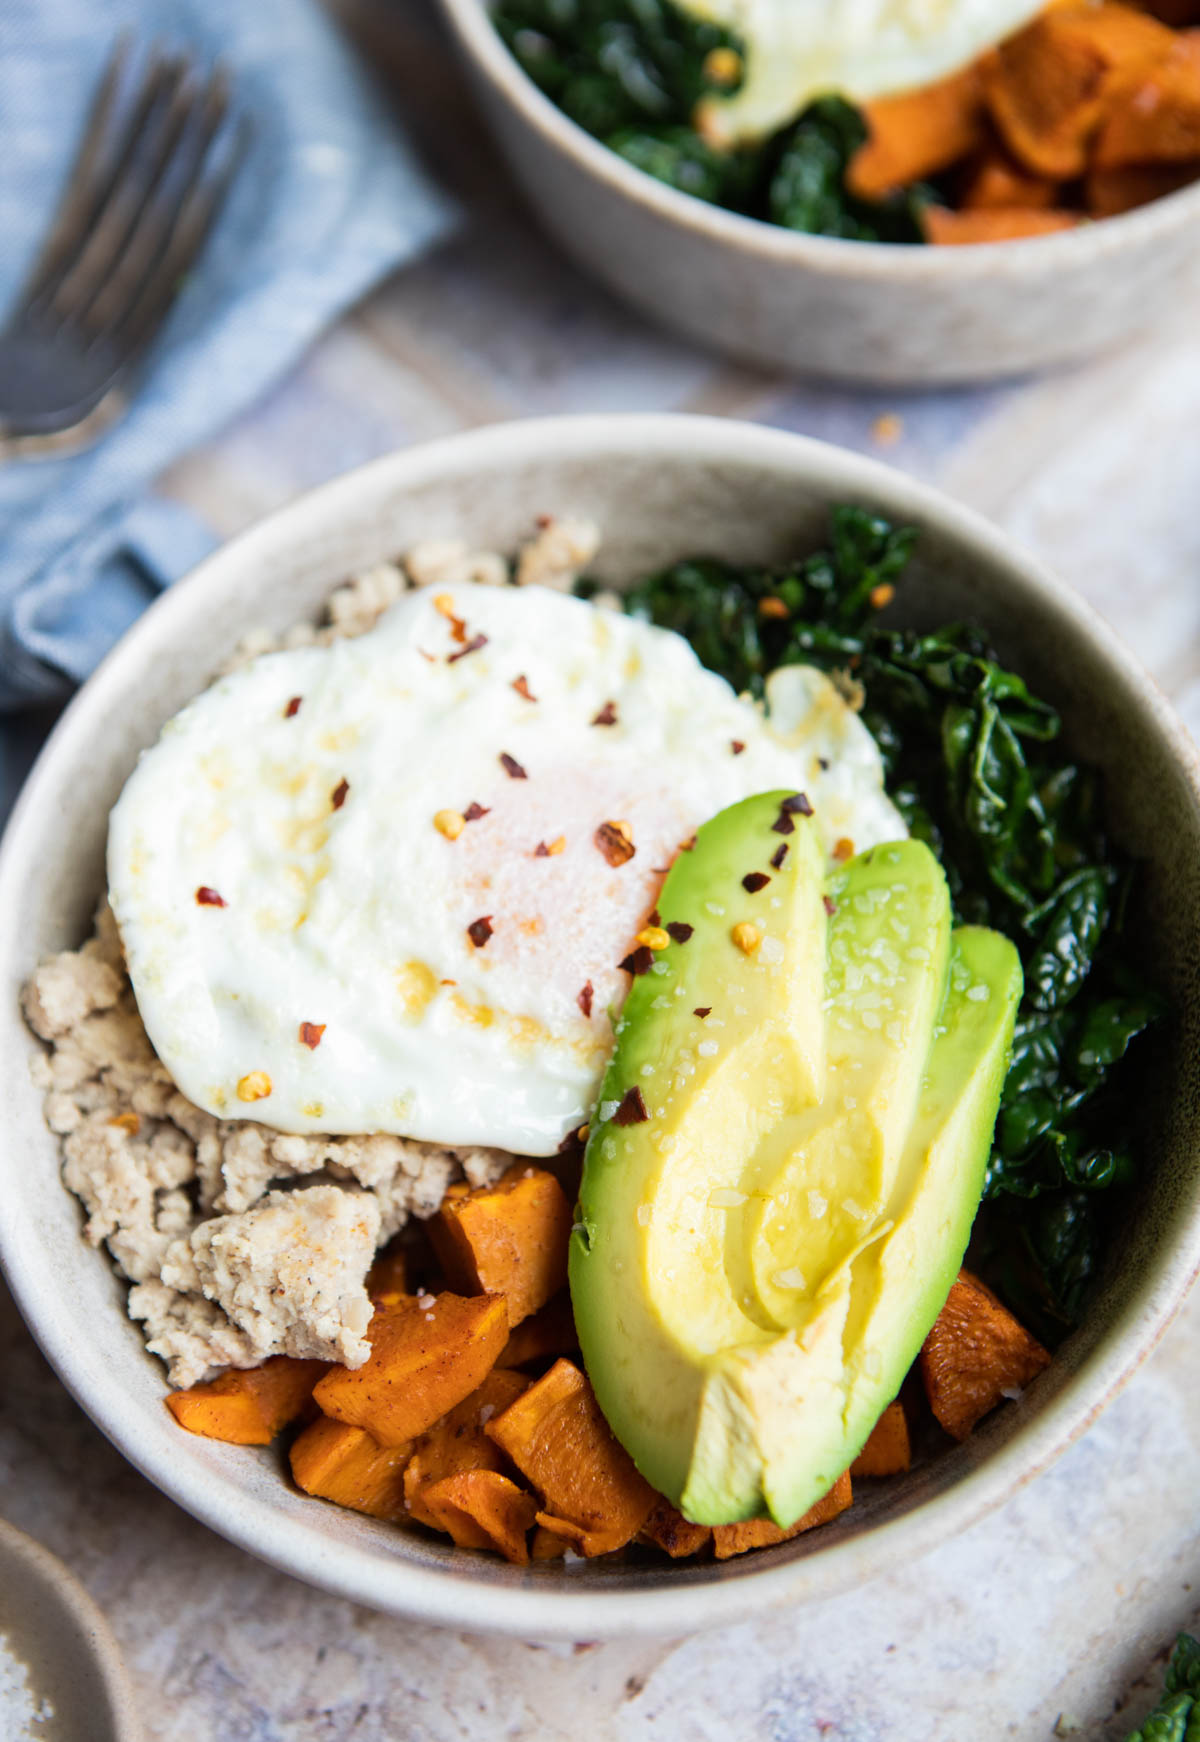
2 416 1198 1638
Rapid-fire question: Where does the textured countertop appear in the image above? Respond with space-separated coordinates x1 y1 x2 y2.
2 2 1200 1736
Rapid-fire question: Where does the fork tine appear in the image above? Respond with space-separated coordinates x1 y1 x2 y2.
18 34 136 307
106 115 248 363
47 53 196 330
83 65 231 343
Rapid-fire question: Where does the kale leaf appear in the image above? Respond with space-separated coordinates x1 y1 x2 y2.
492 0 930 241
767 99 930 243
600 505 1163 1335
1126 1634 1200 1742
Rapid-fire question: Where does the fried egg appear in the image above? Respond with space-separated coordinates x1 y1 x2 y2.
681 0 1046 145
108 582 904 1156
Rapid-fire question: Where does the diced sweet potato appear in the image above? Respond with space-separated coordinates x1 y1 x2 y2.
420 1470 539 1563
1086 159 1199 211
165 1356 326 1445
498 1290 579 1368
640 1498 713 1559
485 1359 657 1556
367 1243 409 1302
530 1524 569 1560
984 6 1175 177
402 1367 530 1529
847 66 985 199
920 1269 1051 1441
850 1400 911 1478
289 1416 412 1520
429 1164 571 1327
711 1472 853 1560
922 205 1081 243
960 147 1061 208
1095 34 1200 163
313 1291 508 1447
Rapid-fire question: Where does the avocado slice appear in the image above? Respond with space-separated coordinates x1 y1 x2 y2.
569 793 1022 1528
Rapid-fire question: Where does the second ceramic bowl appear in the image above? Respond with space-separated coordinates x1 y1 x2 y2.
435 0 1200 384
2 416 1199 1638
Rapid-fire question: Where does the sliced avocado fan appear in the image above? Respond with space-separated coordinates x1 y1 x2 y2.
569 790 1022 1528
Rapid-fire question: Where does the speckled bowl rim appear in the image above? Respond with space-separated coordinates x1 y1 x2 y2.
437 0 1200 271
3 415 1200 1640
0 1518 142 1742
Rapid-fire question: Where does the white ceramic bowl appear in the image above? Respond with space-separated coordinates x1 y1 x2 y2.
435 0 1200 384
2 416 1199 1639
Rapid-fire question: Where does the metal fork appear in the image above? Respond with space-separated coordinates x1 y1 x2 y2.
0 37 245 454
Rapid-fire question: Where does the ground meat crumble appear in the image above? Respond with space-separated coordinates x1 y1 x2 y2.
22 517 599 1390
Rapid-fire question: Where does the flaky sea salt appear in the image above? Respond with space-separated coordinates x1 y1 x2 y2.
0 1632 53 1739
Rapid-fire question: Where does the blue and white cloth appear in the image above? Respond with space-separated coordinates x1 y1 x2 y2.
0 0 457 731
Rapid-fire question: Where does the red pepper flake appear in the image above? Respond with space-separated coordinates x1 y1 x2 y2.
512 675 537 702
742 872 771 893
591 700 618 727
648 909 661 927
500 752 528 780
534 837 566 858
595 820 635 868
467 916 494 948
417 648 436 663
833 837 855 862
693 1006 711 1019
448 633 488 664
557 1128 583 1155
770 842 789 871
284 696 302 719
823 895 838 916
771 811 795 837
818 756 831 771
433 593 469 645
536 513 553 529
619 945 654 977
731 740 746 755
781 792 814 817
196 886 226 907
577 982 594 1018
666 921 693 944
331 778 350 811
613 1087 649 1126
463 802 491 822
680 835 697 852
299 1022 326 1050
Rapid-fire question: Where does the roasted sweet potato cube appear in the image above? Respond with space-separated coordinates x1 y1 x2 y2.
922 205 1081 243
421 1470 539 1563
486 1359 657 1555
313 1291 508 1447
847 66 985 199
920 1269 1051 1441
1086 159 1200 211
530 1524 569 1560
402 1367 529 1529
165 1357 326 1445
498 1290 579 1368
641 1498 713 1559
850 1400 912 1478
289 1416 412 1520
367 1243 410 1302
1095 34 1200 163
429 1164 571 1327
984 5 1175 177
960 147 1061 208
711 1472 853 1560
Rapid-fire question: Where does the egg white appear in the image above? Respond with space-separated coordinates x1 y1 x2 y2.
681 0 1046 145
107 582 904 1156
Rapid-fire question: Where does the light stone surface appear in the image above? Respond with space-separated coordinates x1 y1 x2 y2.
3 0 1200 1736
